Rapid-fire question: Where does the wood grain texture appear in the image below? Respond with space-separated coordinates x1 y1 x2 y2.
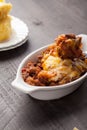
0 0 87 130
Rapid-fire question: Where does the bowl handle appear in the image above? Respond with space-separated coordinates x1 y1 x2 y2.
11 79 39 94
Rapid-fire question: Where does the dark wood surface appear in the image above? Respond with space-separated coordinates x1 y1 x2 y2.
0 0 87 130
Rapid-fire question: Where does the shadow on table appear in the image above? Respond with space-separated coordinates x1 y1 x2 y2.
0 40 30 61
17 80 87 128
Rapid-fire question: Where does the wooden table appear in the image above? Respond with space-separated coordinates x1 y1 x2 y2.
0 0 87 130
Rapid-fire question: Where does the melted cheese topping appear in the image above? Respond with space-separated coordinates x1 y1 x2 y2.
41 54 86 83
42 55 62 70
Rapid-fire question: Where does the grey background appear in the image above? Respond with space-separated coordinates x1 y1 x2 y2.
0 0 87 130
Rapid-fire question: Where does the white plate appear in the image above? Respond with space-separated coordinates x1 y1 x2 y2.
0 16 29 51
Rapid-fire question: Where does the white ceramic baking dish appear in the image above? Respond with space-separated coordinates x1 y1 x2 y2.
11 34 87 100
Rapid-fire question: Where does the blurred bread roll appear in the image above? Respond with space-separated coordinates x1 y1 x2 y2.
0 1 12 42
0 15 12 42
0 0 5 2
0 2 12 20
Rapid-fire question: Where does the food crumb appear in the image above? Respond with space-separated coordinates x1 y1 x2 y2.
73 127 79 130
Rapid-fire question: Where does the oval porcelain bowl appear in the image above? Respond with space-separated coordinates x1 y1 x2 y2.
12 34 87 100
